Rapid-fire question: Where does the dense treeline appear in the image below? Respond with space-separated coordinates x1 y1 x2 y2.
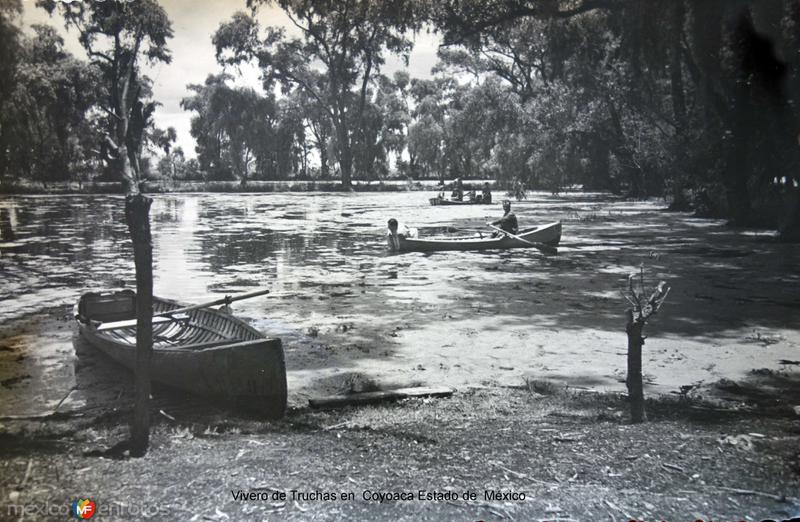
0 0 799 238
0 0 175 190
426 0 800 238
0 4 102 184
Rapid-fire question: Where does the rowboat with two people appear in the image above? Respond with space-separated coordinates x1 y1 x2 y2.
387 221 561 253
389 198 560 253
74 289 287 418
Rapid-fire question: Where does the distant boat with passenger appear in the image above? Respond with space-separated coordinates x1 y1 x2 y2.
429 196 494 206
430 179 494 206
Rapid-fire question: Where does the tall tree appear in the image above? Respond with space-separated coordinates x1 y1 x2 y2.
285 82 333 179
214 1 418 188
182 74 293 183
38 0 174 458
38 0 173 193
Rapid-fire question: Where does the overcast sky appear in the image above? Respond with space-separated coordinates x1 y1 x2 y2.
21 0 441 156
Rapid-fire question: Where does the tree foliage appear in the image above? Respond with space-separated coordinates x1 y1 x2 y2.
0 16 103 183
214 0 419 187
181 74 303 183
425 0 800 238
37 0 173 192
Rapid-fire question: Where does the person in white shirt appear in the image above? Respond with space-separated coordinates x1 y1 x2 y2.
386 218 417 250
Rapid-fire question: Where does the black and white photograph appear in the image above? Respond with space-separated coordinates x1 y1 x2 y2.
1 0 799 520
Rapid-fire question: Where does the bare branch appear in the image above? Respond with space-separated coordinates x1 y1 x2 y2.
443 0 622 44
651 286 671 316
620 290 638 308
103 134 120 152
87 50 114 65
627 273 640 308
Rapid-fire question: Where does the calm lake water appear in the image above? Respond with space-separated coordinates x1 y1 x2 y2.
0 191 608 323
1 191 798 415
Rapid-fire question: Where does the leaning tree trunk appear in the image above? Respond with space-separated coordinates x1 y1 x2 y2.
125 194 153 457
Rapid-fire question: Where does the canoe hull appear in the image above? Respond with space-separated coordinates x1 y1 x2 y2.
76 292 287 418
429 197 493 206
394 221 561 253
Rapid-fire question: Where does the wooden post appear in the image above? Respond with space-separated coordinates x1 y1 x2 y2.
125 194 153 457
625 310 646 423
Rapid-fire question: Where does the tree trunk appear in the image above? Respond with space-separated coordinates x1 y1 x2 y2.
724 10 759 226
605 94 644 198
780 187 800 242
689 0 724 122
625 310 646 423
585 136 610 191
670 1 687 127
319 141 329 179
117 113 137 194
336 122 353 189
724 134 752 226
125 194 153 457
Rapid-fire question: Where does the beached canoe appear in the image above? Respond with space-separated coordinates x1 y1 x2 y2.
74 290 287 418
429 196 493 206
391 221 561 253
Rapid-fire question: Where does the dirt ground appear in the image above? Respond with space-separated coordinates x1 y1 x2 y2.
1 386 799 521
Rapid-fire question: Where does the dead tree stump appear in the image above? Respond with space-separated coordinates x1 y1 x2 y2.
125 194 153 457
622 268 670 424
626 310 646 422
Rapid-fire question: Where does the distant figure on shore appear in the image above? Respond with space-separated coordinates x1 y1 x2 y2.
387 218 417 250
482 183 492 204
489 200 518 237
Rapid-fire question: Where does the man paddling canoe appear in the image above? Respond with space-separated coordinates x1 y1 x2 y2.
488 200 518 237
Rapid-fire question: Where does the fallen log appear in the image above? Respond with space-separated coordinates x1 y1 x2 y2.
309 386 454 409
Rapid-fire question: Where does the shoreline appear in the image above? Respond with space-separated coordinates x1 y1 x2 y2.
0 179 501 196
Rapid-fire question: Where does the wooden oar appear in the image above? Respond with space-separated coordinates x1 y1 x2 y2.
446 226 486 237
486 224 557 254
155 288 271 317
95 289 272 331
